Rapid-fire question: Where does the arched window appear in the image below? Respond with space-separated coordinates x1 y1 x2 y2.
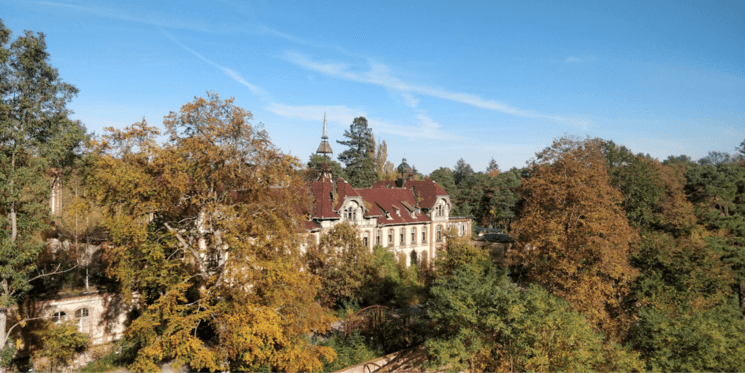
410 250 418 267
411 227 416 244
75 308 89 333
376 229 381 246
352 205 357 220
422 227 427 243
52 311 67 324
399 228 405 246
436 225 443 242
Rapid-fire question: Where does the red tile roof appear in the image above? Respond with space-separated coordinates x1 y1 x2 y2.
308 178 449 226
356 188 431 225
401 180 448 209
310 177 339 218
334 178 360 210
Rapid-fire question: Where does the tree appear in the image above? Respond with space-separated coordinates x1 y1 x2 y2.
509 138 639 337
452 158 474 187
425 260 642 372
308 153 347 181
374 137 395 180
738 139 745 158
336 117 377 188
698 151 736 165
305 223 375 307
91 93 334 372
0 21 87 349
31 321 90 372
474 168 522 230
685 161 745 318
428 167 456 197
486 157 500 177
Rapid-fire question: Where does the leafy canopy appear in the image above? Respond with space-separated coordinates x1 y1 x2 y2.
92 93 334 372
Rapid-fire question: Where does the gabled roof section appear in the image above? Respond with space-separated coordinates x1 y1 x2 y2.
401 180 448 209
334 178 360 210
310 177 339 219
356 188 431 225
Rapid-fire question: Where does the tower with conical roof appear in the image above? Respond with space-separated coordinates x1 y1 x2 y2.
316 113 333 156
315 113 333 178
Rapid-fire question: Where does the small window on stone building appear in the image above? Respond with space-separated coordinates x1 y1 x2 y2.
436 225 443 242
388 229 394 246
422 227 427 243
75 308 89 333
410 250 418 267
411 228 416 244
52 311 67 324
376 229 381 246
400 228 405 246
362 232 369 248
352 206 357 220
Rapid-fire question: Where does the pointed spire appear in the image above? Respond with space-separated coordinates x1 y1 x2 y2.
316 113 333 155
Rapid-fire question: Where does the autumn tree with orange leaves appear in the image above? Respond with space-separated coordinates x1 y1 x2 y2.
509 137 639 337
91 93 334 372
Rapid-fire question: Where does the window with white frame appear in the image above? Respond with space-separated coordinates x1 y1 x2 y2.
422 227 427 243
52 311 67 324
388 229 393 246
411 227 416 244
399 228 405 246
436 225 443 242
376 229 381 246
362 232 369 248
75 308 89 333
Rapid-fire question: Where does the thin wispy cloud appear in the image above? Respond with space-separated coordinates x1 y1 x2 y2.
160 30 269 98
285 52 590 129
34 1 216 33
267 103 461 140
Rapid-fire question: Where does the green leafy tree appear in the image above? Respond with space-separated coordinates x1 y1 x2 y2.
336 117 377 187
0 21 87 348
91 93 335 372
685 161 745 318
474 168 522 230
31 321 90 372
305 223 375 307
425 267 642 372
452 158 474 187
308 153 347 180
428 167 456 196
486 157 500 176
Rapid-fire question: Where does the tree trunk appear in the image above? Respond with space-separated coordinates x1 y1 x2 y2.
0 307 6 349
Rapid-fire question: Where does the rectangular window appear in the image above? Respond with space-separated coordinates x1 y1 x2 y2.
388 229 393 246
400 229 405 246
363 236 368 247
411 228 416 244
422 229 427 243
376 230 381 246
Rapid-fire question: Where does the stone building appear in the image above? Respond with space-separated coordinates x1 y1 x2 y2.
305 116 471 267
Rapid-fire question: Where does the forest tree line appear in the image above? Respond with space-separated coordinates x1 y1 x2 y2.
2 21 745 372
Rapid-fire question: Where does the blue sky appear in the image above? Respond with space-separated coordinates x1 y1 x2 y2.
4 0 744 173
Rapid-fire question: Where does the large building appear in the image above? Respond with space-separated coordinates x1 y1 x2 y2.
305 116 471 267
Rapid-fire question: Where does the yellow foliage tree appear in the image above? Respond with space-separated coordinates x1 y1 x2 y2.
91 93 334 372
509 137 639 338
